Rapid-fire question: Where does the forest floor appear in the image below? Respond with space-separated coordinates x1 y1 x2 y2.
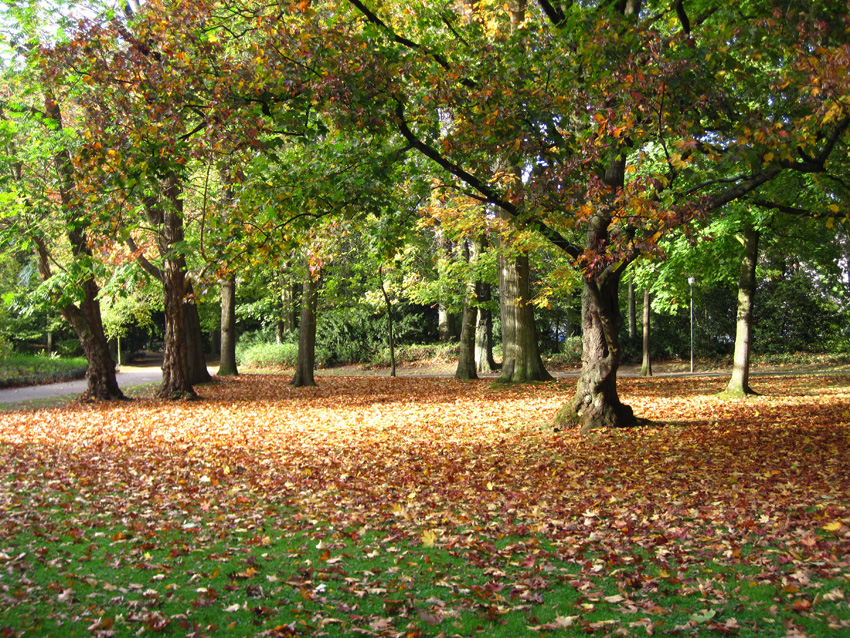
0 371 848 637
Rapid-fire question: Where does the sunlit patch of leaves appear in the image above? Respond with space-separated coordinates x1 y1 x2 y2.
0 374 848 636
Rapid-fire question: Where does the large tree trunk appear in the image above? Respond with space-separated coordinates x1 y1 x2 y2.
498 251 552 383
40 93 123 401
456 304 479 380
640 288 652 377
725 226 760 396
291 274 319 388
554 268 636 432
184 283 211 385
217 277 238 376
157 176 196 399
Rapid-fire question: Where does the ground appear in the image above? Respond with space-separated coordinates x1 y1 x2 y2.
0 369 848 637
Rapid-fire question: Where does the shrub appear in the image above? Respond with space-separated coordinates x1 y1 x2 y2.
544 335 582 366
236 342 298 369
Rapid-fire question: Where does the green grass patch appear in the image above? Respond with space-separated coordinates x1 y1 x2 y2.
0 354 88 388
1 481 847 638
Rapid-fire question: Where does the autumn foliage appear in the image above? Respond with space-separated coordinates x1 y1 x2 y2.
0 374 848 636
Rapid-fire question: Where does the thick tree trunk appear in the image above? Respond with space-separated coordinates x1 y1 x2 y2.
640 288 652 377
725 226 760 396
36 240 122 400
217 277 238 376
291 275 319 388
157 176 196 399
554 271 637 431
184 283 211 385
498 252 552 383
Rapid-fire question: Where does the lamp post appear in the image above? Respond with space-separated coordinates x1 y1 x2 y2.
688 277 695 373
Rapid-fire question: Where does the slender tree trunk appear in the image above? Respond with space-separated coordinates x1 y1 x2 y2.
217 277 238 376
640 288 652 377
436 227 457 342
628 273 637 340
474 293 498 373
498 251 552 382
281 278 299 336
184 283 211 385
471 237 498 373
378 265 397 377
291 274 319 388
726 226 760 396
455 241 479 380
38 93 122 401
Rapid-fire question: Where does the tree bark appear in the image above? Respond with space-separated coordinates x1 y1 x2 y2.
471 237 498 373
725 226 760 396
498 251 552 383
291 274 319 387
553 156 638 432
184 283 211 385
455 241 479 380
217 277 239 376
155 175 196 399
474 292 498 373
640 288 652 377
628 273 637 340
378 265 397 377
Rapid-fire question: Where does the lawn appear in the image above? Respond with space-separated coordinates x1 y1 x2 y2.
0 355 88 388
0 373 848 637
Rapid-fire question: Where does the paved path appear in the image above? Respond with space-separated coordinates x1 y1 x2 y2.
0 366 166 404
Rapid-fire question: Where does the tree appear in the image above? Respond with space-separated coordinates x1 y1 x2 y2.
323 0 850 431
0 17 123 400
217 277 238 376
640 288 652 377
291 268 320 388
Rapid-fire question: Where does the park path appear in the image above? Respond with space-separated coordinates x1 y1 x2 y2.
0 365 167 404
1 358 841 405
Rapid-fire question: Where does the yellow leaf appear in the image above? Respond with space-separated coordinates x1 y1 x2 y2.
421 530 438 548
823 521 842 532
829 204 840 213
763 152 774 164
826 217 834 229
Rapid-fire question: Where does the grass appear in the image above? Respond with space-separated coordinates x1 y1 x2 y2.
1 491 846 638
0 354 88 388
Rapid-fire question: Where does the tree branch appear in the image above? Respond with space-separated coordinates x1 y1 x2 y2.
393 101 581 258
345 0 476 88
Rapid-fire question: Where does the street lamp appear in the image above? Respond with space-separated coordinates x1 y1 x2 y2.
688 277 695 373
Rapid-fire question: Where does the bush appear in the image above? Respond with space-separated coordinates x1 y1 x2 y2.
544 335 582 367
236 342 298 369
55 339 84 357
371 342 458 366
